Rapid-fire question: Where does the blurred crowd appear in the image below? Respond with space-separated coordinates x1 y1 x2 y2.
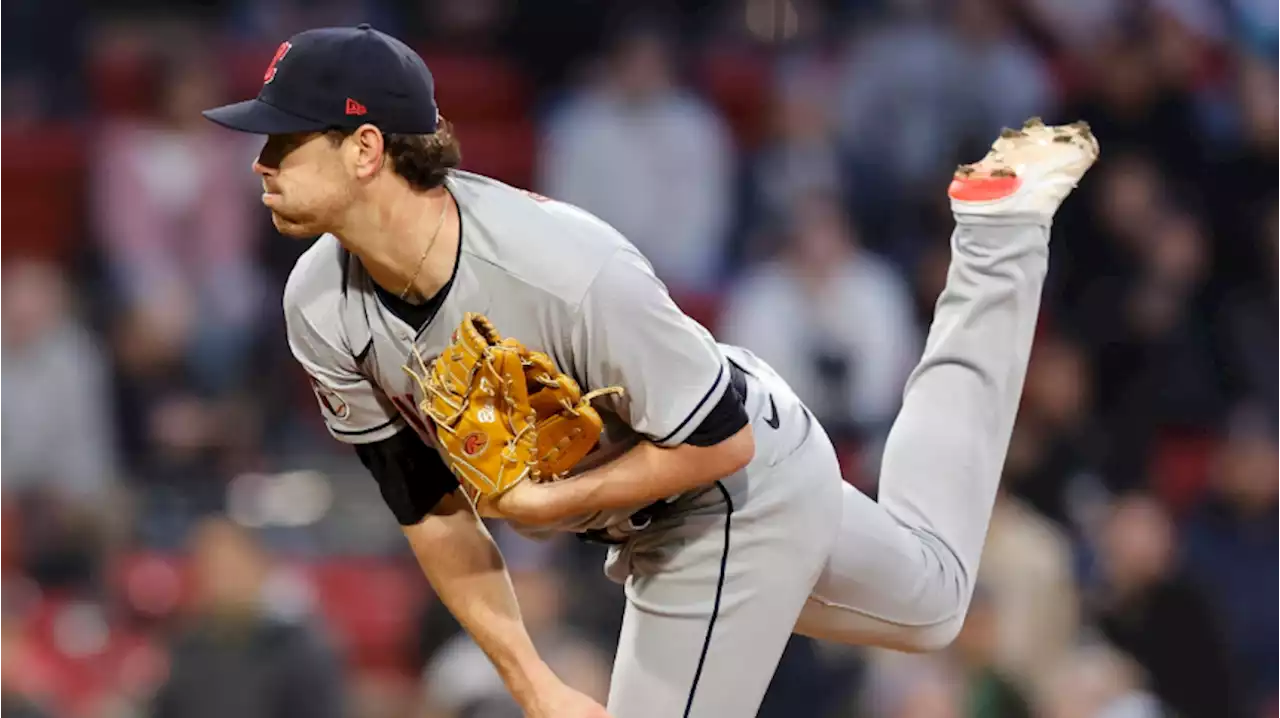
2 0 1276 716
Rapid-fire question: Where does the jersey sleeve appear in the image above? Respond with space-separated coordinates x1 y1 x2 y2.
284 290 403 445
572 248 731 447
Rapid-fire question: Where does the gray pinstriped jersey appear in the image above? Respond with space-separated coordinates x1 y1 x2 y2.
284 171 735 532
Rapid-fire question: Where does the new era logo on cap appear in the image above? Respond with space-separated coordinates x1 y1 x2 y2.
202 24 440 136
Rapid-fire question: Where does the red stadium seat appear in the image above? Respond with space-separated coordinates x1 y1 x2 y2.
697 48 771 150
86 44 155 119
216 45 535 128
417 51 532 125
671 291 724 335
455 120 537 190
306 559 427 673
107 552 427 674
1 124 87 263
220 40 284 102
1151 430 1218 516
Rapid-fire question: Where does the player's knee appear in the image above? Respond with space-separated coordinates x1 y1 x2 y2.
899 545 976 652
893 573 973 653
893 613 967 653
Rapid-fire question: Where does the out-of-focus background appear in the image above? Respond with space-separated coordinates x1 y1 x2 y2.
1 0 1276 716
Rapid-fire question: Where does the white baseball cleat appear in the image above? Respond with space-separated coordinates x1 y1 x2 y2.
948 117 1100 219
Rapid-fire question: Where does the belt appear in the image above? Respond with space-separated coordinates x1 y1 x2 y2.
576 361 751 546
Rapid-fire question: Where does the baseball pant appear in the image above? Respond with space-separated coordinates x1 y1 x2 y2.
604 216 1050 717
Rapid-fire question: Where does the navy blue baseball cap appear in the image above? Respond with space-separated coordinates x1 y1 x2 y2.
203 24 439 135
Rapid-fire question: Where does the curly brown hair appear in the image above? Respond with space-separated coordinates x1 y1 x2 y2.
328 118 462 191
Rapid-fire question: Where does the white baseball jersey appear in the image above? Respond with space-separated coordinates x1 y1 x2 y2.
283 170 737 532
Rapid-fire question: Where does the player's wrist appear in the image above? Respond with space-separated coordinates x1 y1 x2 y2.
502 654 562 704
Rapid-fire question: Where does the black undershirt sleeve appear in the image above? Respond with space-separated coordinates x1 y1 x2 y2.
682 369 749 447
354 428 459 525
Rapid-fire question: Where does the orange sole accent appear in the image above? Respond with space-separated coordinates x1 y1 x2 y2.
948 174 1022 201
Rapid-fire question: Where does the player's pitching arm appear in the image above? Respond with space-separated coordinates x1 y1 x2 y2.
401 489 559 697
357 429 610 718
488 247 756 526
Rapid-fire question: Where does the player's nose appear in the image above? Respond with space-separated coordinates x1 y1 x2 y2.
252 157 277 177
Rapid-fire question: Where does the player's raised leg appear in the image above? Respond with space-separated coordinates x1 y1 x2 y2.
795 119 1099 651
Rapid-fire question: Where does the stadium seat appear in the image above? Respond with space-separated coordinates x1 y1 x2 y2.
697 47 771 150
417 51 532 125
455 119 537 190
86 44 155 119
307 559 427 673
220 40 282 102
671 291 724 335
1151 430 1218 516
1 125 87 263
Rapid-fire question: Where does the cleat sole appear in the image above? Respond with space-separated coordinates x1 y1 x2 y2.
948 173 1022 202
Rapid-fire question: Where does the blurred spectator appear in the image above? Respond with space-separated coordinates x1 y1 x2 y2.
1226 0 1278 56
1072 190 1227 490
1090 493 1237 718
2 259 118 503
854 651 967 718
1056 23 1207 185
1213 199 1277 426
0 0 87 122
151 518 345 718
733 58 848 270
1050 151 1166 338
1001 333 1103 530
974 490 1081 698
949 587 1034 718
1017 0 1126 53
720 191 919 446
420 566 611 717
538 18 734 294
1182 408 1279 713
407 0 509 50
1206 54 1278 299
834 0 1054 221
2 260 120 591
91 47 266 398
1038 643 1167 718
226 0 396 44
88 47 272 529
1 616 58 718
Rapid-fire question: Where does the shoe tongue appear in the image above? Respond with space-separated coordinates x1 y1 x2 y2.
455 313 502 356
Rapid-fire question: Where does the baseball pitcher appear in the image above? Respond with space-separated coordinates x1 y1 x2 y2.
203 25 1098 718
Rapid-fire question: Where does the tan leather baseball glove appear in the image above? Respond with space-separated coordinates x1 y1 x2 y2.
404 313 621 502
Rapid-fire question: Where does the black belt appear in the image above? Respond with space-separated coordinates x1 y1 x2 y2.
577 361 751 546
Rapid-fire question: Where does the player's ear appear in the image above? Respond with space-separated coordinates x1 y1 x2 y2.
349 124 386 179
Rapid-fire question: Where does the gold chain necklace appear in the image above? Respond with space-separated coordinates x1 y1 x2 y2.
398 195 450 301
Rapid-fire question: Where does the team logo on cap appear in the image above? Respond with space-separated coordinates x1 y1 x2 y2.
263 41 292 84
